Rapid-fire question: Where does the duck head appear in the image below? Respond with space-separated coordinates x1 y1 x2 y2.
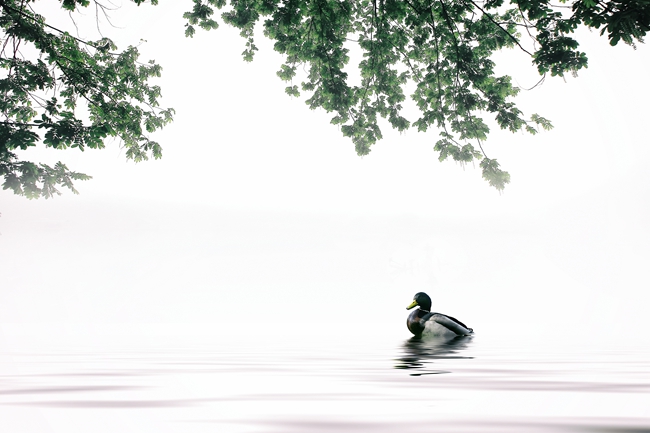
406 292 432 312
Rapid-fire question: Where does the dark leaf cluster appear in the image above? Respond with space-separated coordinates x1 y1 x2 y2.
183 0 649 190
2 1 648 197
1 0 172 198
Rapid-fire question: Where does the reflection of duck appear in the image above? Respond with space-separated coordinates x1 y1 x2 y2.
395 334 473 374
406 292 473 337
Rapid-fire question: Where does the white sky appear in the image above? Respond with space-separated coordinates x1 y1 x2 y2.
1 1 649 342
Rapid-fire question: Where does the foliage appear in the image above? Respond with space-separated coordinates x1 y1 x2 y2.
184 0 650 190
2 1 648 196
0 0 173 198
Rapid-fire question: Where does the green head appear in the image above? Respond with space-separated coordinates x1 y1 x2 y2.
406 292 432 312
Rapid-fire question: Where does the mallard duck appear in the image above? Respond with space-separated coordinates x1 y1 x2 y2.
406 292 473 337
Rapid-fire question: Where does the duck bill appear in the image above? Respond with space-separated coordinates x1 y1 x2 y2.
406 300 418 310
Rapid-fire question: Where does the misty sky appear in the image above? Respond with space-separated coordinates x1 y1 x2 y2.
1 1 649 344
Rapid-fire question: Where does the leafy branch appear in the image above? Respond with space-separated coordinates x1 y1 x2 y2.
1 0 172 198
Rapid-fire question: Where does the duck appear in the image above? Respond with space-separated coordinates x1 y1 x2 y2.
406 292 473 337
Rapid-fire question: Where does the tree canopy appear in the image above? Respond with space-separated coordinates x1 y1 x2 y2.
2 0 649 197
1 0 172 198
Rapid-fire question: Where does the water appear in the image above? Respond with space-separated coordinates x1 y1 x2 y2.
1 328 649 433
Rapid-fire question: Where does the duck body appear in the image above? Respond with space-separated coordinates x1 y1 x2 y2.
406 292 473 337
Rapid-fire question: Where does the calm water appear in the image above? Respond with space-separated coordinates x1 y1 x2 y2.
1 329 649 433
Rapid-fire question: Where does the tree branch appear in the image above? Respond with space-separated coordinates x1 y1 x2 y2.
464 0 533 56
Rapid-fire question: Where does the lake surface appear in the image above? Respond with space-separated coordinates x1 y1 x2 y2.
1 328 649 433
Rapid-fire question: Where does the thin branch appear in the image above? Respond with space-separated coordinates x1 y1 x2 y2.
517 73 546 91
464 0 533 56
68 10 81 39
0 0 106 51
517 6 539 51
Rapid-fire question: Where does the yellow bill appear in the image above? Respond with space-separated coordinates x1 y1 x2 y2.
406 300 418 310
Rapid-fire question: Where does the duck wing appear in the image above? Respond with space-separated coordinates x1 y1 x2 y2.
428 313 473 336
440 314 470 330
